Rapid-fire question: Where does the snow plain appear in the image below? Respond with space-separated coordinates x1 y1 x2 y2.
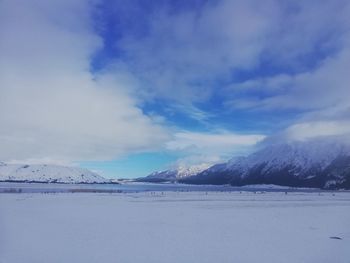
1 191 350 263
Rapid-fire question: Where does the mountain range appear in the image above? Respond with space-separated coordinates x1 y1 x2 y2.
2 138 350 189
139 139 350 189
136 163 211 183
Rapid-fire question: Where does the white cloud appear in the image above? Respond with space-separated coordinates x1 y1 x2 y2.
225 41 350 135
113 0 278 103
2 0 349 166
224 1 350 145
166 131 265 163
0 0 169 163
111 0 350 105
261 120 350 146
224 1 350 114
284 121 350 141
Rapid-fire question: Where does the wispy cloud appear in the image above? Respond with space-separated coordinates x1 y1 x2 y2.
109 0 277 103
259 120 350 150
105 0 350 145
166 131 266 164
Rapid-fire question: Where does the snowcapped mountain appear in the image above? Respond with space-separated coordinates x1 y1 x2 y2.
180 139 350 189
177 163 212 177
137 163 211 183
0 163 108 184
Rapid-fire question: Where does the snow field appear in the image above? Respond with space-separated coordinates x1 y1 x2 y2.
1 191 349 263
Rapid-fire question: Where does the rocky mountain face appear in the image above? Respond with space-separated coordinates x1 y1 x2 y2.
180 139 350 189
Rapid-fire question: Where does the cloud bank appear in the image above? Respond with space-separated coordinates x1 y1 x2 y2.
0 0 169 163
1 0 350 169
105 0 350 143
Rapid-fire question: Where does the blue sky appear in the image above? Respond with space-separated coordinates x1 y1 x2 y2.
1 0 350 178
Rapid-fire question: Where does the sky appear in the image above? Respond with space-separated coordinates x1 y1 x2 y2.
1 0 350 178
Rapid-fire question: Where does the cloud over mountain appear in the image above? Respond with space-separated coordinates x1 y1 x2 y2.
1 0 350 175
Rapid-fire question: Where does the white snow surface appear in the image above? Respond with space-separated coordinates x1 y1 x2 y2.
176 163 212 177
1 191 349 263
0 163 107 183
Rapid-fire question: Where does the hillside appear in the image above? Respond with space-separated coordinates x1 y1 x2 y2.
0 163 107 184
180 139 350 189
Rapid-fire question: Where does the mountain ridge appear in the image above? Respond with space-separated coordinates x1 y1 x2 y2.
136 163 211 183
140 139 350 189
181 139 350 189
0 163 108 184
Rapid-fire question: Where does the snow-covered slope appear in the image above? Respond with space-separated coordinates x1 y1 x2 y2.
139 170 178 182
180 139 350 189
227 139 349 173
177 164 212 178
137 163 211 182
0 163 107 183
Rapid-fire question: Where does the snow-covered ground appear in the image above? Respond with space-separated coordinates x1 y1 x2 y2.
1 191 350 263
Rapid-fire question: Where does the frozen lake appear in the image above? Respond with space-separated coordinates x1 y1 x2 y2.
0 181 339 194
1 187 350 263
